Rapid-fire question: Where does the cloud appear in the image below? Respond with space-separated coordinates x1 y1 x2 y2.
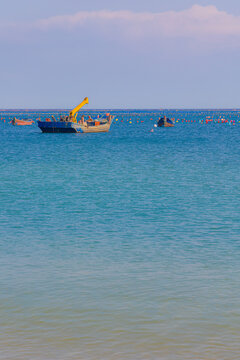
2 5 240 44
33 5 240 40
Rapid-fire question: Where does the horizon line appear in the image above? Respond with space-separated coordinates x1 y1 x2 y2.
0 108 240 112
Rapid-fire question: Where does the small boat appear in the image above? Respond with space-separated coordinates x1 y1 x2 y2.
37 98 113 134
157 116 174 127
11 117 34 126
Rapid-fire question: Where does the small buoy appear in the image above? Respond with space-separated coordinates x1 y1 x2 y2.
154 124 157 128
150 129 154 132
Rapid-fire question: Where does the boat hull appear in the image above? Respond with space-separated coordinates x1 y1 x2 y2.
157 118 174 127
38 119 112 133
79 121 112 133
12 119 34 126
158 122 174 128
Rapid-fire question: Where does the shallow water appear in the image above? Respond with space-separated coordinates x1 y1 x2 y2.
0 110 240 359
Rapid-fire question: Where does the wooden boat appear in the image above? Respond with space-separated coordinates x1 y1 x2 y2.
11 117 34 126
157 116 174 127
37 97 114 133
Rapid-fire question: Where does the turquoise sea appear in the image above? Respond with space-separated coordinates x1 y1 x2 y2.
0 109 240 360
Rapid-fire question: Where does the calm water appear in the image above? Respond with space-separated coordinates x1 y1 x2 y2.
0 110 240 360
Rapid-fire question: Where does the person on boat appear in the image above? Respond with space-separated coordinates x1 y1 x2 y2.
51 115 56 122
87 115 93 123
79 115 85 124
106 113 112 122
60 115 68 122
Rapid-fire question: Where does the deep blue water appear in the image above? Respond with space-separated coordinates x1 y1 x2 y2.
0 110 240 359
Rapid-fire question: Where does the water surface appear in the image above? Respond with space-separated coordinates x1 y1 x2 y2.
0 110 240 359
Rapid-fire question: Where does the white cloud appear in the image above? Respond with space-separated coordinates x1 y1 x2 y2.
34 5 240 40
2 5 240 44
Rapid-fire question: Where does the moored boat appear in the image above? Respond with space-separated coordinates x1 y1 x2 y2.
37 98 113 133
11 117 34 126
38 117 113 133
157 116 174 127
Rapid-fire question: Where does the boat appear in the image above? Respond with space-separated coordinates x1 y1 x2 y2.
157 116 174 127
38 117 113 133
37 97 113 134
11 117 34 126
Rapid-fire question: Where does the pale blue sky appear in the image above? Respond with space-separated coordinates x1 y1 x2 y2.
0 0 240 108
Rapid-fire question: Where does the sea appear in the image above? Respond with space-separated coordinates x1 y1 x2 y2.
0 109 240 360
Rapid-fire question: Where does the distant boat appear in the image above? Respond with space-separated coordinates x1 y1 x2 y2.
157 116 174 127
37 97 114 133
11 117 34 126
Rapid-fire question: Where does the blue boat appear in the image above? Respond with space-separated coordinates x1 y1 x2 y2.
38 118 113 133
157 116 174 127
37 97 113 133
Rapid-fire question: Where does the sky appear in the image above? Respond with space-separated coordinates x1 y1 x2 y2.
0 0 240 109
